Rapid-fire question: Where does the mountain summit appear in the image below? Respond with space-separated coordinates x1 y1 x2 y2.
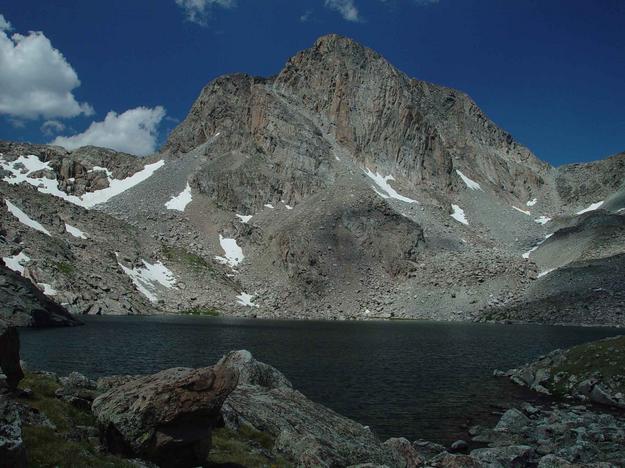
2 35 625 325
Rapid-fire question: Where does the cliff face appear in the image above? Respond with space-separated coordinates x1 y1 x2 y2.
166 35 552 205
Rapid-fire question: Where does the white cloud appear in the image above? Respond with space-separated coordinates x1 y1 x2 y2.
324 0 362 22
0 14 12 32
300 10 313 22
51 106 166 156
175 0 237 25
0 18 93 120
41 119 65 135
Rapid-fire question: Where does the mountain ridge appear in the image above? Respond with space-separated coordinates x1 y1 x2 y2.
1 34 625 326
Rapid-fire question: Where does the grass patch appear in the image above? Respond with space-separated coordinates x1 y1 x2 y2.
550 335 625 395
54 261 75 275
22 426 135 468
162 245 214 273
18 373 94 432
180 307 220 317
17 373 134 467
209 425 290 467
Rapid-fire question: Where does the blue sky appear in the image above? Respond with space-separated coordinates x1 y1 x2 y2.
0 0 623 163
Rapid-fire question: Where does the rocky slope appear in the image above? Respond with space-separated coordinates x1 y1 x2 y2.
2 34 625 324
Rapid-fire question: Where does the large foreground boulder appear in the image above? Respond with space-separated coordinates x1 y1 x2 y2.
91 365 238 467
218 350 405 467
0 320 24 391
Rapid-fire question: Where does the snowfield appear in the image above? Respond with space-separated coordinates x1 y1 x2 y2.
117 255 176 303
236 214 253 224
215 235 245 268
534 216 552 225
364 168 417 203
3 251 30 275
65 223 88 239
0 154 164 209
512 206 531 216
577 201 604 215
236 292 259 307
450 204 469 225
5 199 51 236
456 170 482 191
165 183 192 211
522 233 553 259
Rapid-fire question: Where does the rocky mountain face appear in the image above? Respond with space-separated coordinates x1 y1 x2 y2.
2 34 625 325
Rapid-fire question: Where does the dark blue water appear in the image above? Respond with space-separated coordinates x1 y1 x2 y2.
19 316 623 444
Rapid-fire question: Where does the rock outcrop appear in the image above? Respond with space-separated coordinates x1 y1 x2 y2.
91 365 238 467
0 262 80 327
0 320 24 391
500 335 625 409
218 350 408 467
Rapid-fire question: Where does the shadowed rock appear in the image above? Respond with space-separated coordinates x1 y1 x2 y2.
0 262 80 328
0 320 24 391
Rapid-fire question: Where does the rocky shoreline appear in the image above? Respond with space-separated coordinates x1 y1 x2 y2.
2 320 625 467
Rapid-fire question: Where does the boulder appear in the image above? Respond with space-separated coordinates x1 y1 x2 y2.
449 439 469 453
0 397 26 468
470 445 534 466
411 439 446 460
383 437 424 467
0 320 24 391
91 365 238 467
494 408 531 433
216 349 292 389
55 372 98 410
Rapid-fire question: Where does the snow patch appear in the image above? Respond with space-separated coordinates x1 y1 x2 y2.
5 200 51 236
3 251 30 275
281 200 293 210
236 214 252 224
522 233 553 259
264 204 274 209
512 206 531 216
455 170 482 191
534 216 551 225
215 235 244 269
236 292 258 308
38 283 58 296
80 160 165 208
576 201 604 215
89 166 113 177
450 204 468 225
537 268 556 278
65 223 88 239
165 182 192 211
117 256 176 303
364 168 417 203
0 154 164 208
526 198 538 207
